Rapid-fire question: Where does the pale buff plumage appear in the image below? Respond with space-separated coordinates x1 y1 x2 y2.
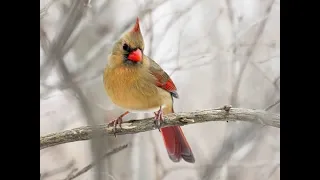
103 54 173 113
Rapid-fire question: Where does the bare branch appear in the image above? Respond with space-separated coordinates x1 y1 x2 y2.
273 75 280 85
264 163 280 180
40 107 280 150
201 124 263 180
249 61 280 92
230 0 275 106
256 55 280 64
40 0 59 19
84 0 92 7
63 144 128 180
40 0 88 80
40 160 75 180
265 99 280 111
63 168 79 180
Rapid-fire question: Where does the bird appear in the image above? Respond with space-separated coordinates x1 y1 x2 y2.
103 17 195 163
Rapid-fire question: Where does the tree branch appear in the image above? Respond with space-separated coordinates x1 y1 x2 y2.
63 144 128 180
265 99 280 111
40 107 280 150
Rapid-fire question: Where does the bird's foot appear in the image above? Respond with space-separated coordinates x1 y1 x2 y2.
154 107 163 132
107 116 123 137
107 111 129 137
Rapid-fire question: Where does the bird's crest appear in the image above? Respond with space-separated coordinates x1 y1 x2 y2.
131 17 140 33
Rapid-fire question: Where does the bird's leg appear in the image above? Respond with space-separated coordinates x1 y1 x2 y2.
107 111 129 137
154 106 163 132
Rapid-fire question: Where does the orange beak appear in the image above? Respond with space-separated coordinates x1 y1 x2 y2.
127 49 142 62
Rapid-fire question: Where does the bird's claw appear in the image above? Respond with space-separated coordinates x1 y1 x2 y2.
107 117 123 137
154 108 163 132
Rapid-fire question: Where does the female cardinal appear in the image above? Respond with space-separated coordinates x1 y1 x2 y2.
103 18 195 163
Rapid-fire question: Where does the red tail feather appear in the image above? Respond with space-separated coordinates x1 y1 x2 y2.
161 126 195 163
160 107 195 163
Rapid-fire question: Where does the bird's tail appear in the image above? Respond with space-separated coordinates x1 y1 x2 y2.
160 106 195 163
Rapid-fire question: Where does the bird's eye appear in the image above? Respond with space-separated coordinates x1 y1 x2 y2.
123 43 130 51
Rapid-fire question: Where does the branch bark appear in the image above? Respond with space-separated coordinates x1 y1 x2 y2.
40 107 280 150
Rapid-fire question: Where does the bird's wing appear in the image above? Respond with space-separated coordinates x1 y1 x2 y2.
148 57 179 98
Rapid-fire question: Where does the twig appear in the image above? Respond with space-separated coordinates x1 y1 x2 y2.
40 0 87 80
40 0 59 19
40 107 280 150
249 61 280 92
149 132 165 179
273 75 280 85
111 0 169 43
201 123 264 180
84 0 92 7
63 168 78 180
229 0 275 106
40 160 75 180
265 99 280 111
63 144 128 180
256 55 280 64
214 105 232 112
264 163 280 180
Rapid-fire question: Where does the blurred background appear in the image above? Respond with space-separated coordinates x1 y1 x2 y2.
40 0 280 179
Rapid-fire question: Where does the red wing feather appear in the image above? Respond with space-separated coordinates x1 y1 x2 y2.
148 58 179 98
154 74 177 92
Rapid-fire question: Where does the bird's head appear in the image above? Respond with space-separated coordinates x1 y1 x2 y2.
109 17 145 67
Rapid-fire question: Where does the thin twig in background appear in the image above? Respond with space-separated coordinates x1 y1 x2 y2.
149 133 165 179
63 144 128 180
161 9 222 66
40 26 50 53
40 0 88 80
201 123 264 180
230 0 275 106
40 0 60 19
264 163 280 180
205 1 277 175
273 75 280 85
226 0 239 89
40 107 280 150
63 168 79 180
249 61 280 92
112 0 169 44
265 99 280 111
256 55 280 64
155 0 199 64
40 160 75 180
